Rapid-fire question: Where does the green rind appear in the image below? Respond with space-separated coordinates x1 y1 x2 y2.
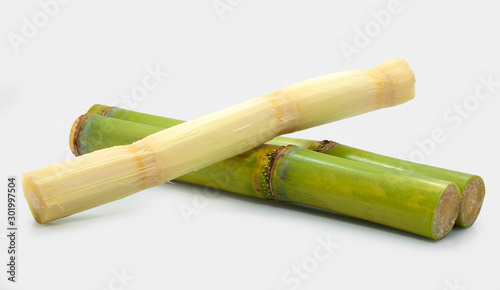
325 144 485 227
73 113 460 239
271 147 458 239
76 114 162 154
88 104 184 128
86 105 484 227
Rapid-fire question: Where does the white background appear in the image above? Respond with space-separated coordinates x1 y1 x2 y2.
1 1 499 289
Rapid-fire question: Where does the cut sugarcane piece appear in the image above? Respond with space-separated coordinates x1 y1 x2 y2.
70 114 459 239
23 58 415 224
85 105 485 228
309 142 485 228
270 146 459 240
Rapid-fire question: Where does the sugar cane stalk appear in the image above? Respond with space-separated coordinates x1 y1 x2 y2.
83 105 485 228
71 113 459 239
23 58 415 224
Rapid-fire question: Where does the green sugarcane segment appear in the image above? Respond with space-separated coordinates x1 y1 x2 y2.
71 114 163 156
86 104 485 227
71 113 460 239
91 105 185 128
320 142 484 227
271 146 459 240
272 136 485 227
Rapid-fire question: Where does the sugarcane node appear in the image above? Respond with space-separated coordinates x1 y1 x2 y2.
100 105 114 116
263 145 294 201
260 149 278 200
367 58 414 108
258 167 273 200
252 146 272 200
261 91 300 135
315 140 337 153
87 104 113 116
305 141 322 152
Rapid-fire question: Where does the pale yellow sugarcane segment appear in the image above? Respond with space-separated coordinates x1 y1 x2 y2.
23 58 415 223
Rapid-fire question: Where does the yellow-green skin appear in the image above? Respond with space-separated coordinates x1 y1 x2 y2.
272 146 453 239
74 110 457 239
85 105 484 227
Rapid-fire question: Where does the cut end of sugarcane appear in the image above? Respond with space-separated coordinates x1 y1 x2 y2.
432 183 460 240
284 58 416 131
456 175 485 227
367 58 416 107
22 143 166 224
69 113 93 157
22 173 47 224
